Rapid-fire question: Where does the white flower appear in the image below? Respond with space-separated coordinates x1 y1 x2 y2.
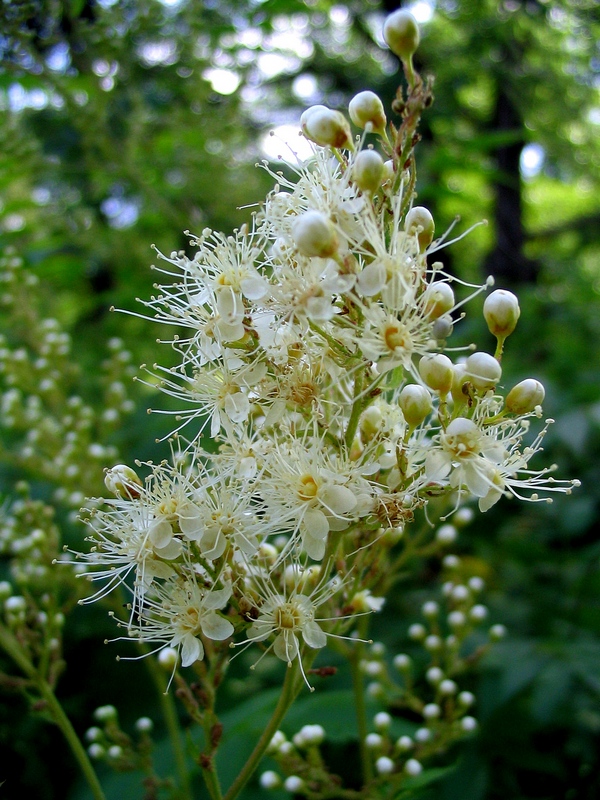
128 576 234 667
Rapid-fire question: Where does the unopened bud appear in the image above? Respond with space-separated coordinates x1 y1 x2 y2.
360 405 383 441
506 378 545 414
451 362 469 404
301 105 352 149
349 91 387 135
383 10 420 62
292 211 339 258
465 352 502 391
399 384 432 426
419 354 453 395
104 464 142 499
405 206 434 252
484 289 520 338
424 282 455 319
353 150 385 194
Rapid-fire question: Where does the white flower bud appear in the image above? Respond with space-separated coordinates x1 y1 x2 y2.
423 703 441 719
297 724 325 745
454 507 474 527
353 149 385 193
451 362 469 404
439 679 458 695
292 210 339 258
384 10 420 61
458 691 475 707
396 735 413 751
365 732 383 749
382 159 395 185
405 758 423 776
283 776 304 793
415 727 431 742
469 604 488 622
451 584 469 601
135 717 153 732
426 666 444 684
461 716 478 732
94 705 117 722
465 352 502 391
489 623 507 640
436 524 457 544
108 745 123 759
104 464 142 499
418 353 453 394
506 378 545 414
393 653 412 671
408 623 426 640
301 105 352 149
484 289 520 338
260 770 281 790
88 743 105 760
158 647 178 671
85 727 102 742
398 384 432 426
405 206 434 252
468 576 485 592
376 756 395 775
448 610 466 628
267 731 287 753
424 281 455 319
349 91 387 134
425 634 442 651
422 600 439 617
374 712 392 731
360 405 383 441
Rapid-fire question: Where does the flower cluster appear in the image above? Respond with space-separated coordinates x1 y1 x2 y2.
71 10 578 704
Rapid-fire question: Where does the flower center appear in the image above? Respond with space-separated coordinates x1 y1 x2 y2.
298 474 319 500
275 603 302 631
384 321 411 352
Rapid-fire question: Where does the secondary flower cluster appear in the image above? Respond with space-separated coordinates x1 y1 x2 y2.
72 29 578 682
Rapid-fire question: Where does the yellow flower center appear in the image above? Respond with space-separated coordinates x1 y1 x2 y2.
298 474 319 500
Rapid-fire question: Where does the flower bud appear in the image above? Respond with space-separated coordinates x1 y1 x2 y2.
432 314 454 341
104 464 142 499
450 362 469 404
292 211 339 258
383 10 420 61
376 756 395 775
465 352 502 391
398 384 432 426
405 206 434 252
353 150 385 194
405 758 423 776
360 404 383 441
301 105 352 149
424 282 455 319
505 378 545 414
483 289 520 338
349 91 387 135
418 354 453 395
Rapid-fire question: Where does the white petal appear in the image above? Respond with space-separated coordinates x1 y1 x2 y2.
224 391 250 424
201 611 234 641
302 621 327 649
154 538 183 560
149 518 173 549
425 450 451 482
274 632 299 663
181 634 203 667
303 508 329 540
202 583 232 610
241 275 268 300
302 531 327 561
319 484 357 515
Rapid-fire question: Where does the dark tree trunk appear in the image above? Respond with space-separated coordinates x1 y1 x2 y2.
484 87 540 285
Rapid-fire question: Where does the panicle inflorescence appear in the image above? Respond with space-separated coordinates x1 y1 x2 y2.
58 9 579 792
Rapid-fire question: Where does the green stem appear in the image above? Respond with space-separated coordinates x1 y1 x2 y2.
0 626 107 800
202 759 223 800
222 659 305 800
348 619 373 786
144 655 193 800
345 368 365 448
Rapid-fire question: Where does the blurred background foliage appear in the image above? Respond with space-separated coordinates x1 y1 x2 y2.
1 0 599 797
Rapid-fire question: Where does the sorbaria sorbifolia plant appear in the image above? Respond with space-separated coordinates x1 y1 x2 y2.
3 8 579 800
